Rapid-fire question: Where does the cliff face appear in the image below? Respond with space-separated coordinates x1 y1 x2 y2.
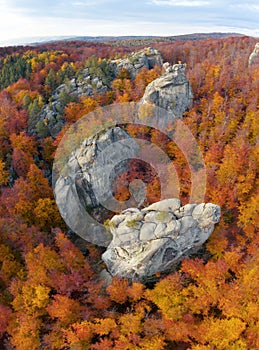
249 43 259 66
141 63 193 116
54 126 139 247
103 199 220 282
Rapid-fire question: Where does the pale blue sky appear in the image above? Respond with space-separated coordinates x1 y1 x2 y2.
0 0 258 45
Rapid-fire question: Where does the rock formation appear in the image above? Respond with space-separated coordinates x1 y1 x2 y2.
54 126 139 246
54 114 219 282
102 199 220 282
249 43 259 66
41 69 108 136
39 48 163 136
52 51 206 282
141 63 193 116
110 47 163 78
40 49 192 136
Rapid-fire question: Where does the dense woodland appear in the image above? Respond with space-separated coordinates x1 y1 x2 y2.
0 36 258 349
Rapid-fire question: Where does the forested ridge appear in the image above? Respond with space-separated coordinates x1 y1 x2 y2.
0 35 258 349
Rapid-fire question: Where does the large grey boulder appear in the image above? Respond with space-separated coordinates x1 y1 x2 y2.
141 63 193 117
249 43 259 66
54 126 140 246
102 199 220 282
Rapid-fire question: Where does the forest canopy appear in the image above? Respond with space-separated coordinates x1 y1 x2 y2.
0 36 258 349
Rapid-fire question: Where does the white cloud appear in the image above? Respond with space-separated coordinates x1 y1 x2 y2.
234 3 259 11
151 0 210 6
0 1 29 42
0 0 258 46
71 1 99 6
1 16 258 47
72 1 85 5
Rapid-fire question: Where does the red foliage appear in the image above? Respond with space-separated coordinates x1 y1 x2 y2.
0 35 258 349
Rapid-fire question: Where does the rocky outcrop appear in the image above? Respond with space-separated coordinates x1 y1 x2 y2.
110 47 163 78
54 126 139 246
40 49 192 137
40 48 163 136
249 43 259 66
141 63 193 116
102 199 220 282
54 111 219 281
41 69 108 136
53 51 201 281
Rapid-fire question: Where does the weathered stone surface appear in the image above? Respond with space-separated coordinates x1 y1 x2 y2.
110 47 163 78
249 43 259 66
54 126 139 246
143 198 181 212
140 222 157 241
141 63 193 117
102 199 220 282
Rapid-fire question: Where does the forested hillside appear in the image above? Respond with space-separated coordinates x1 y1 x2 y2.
0 36 258 349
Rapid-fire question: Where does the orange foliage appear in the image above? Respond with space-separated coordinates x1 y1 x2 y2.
107 276 129 304
0 36 258 349
47 294 82 326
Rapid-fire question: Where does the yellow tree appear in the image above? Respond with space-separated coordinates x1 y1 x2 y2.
0 159 9 186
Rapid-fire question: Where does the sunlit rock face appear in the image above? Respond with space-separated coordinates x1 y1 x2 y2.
102 198 221 282
141 63 193 117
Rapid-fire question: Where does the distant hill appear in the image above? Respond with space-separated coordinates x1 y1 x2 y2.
31 33 243 47
105 32 244 47
1 32 243 48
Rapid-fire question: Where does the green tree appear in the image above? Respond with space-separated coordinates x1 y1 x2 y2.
27 96 44 131
86 56 114 86
0 54 31 89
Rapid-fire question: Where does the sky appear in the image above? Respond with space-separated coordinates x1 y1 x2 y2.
0 0 258 46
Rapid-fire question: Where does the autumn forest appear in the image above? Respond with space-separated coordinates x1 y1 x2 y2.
0 35 258 349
